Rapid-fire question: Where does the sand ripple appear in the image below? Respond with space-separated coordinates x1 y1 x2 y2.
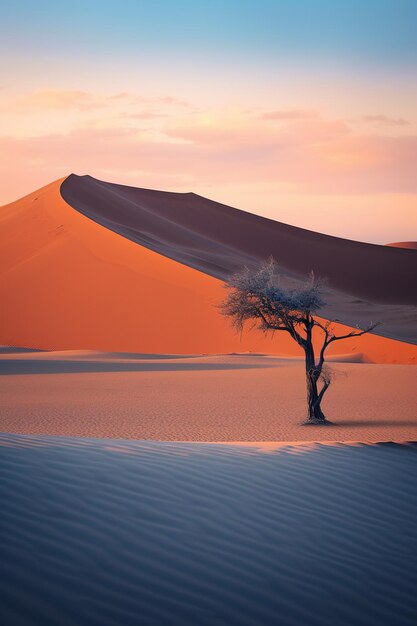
1 435 417 625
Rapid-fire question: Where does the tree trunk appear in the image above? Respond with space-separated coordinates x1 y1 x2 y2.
306 373 326 422
304 345 327 423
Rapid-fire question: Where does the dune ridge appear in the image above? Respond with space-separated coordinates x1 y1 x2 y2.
61 174 417 304
0 176 416 361
1 434 417 626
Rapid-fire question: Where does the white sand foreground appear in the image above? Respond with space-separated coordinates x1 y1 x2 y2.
1 434 417 625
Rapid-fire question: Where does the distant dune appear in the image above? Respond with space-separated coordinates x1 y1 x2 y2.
0 175 416 363
386 241 417 250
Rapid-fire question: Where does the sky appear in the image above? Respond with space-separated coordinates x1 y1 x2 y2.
1 0 416 243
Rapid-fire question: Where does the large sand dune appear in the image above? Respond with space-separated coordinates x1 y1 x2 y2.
1 434 417 626
1 176 416 362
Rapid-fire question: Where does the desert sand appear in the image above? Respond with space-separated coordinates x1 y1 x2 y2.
1 176 417 626
1 349 416 442
0 176 416 363
1 434 417 625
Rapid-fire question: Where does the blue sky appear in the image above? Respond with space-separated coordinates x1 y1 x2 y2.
2 0 417 67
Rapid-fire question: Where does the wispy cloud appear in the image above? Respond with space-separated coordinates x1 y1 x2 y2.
4 90 190 114
1 110 416 199
119 110 169 120
20 90 104 111
361 114 409 127
259 109 319 121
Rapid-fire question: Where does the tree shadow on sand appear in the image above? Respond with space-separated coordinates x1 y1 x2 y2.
334 419 417 428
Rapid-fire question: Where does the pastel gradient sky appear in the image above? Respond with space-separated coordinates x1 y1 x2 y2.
1 0 416 242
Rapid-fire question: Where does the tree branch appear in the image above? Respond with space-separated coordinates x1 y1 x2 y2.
312 319 331 368
257 307 290 333
314 320 380 367
315 380 330 406
327 322 380 345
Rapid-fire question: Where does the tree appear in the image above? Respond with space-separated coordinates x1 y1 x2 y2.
220 258 378 424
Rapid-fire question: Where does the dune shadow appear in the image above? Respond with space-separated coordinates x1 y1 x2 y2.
0 359 276 376
0 346 46 354
90 352 204 360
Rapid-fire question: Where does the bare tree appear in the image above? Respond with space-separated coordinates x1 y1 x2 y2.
220 258 379 424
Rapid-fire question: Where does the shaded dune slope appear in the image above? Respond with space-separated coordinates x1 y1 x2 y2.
0 177 416 362
62 174 417 305
61 175 417 346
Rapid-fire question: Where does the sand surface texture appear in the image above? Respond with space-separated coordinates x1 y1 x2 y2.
1 350 416 442
1 434 417 626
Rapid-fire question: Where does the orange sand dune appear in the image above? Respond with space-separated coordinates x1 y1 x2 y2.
0 177 416 363
386 241 417 250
